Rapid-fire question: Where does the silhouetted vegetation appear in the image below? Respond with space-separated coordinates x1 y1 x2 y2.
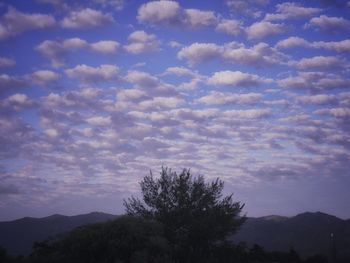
124 167 246 262
0 168 339 263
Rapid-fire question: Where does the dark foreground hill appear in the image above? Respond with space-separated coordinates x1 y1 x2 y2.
232 212 350 260
0 212 117 256
1 211 349 260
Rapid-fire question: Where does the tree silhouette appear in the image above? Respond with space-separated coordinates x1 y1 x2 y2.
124 167 246 262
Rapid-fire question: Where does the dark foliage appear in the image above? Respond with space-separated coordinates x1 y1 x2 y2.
124 167 245 262
28 216 170 263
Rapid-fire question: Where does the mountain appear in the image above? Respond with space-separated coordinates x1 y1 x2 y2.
0 212 117 256
1 211 349 261
232 211 350 260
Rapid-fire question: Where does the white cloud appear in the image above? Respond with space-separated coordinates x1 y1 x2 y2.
198 91 262 105
163 67 196 77
265 2 321 21
316 108 350 118
222 42 286 65
93 0 124 11
0 93 34 112
65 64 119 82
297 94 337 105
183 9 217 28
313 39 350 52
177 43 221 65
137 0 217 28
61 8 114 28
138 97 184 110
246 21 285 39
125 70 159 87
137 0 181 25
28 70 60 86
225 0 268 18
0 7 55 40
117 89 147 101
178 41 286 66
36 38 119 67
86 116 112 126
276 37 350 52
275 36 311 49
278 72 350 90
215 19 243 36
306 15 350 31
0 74 26 93
0 57 15 67
124 30 160 54
293 56 346 71
208 71 272 87
90 40 120 54
223 108 271 119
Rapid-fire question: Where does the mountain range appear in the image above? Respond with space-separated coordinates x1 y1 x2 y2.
0 211 349 260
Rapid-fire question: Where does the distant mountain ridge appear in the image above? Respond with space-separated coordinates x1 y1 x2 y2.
232 211 350 260
1 211 349 261
0 212 117 256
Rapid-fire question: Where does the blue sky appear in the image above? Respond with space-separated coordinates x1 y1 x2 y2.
1 0 350 221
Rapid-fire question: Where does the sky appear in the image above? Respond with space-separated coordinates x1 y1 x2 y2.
0 0 350 221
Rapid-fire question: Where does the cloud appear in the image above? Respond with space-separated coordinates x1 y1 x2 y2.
177 43 221 65
225 0 269 18
137 0 181 25
306 15 350 31
208 71 272 87
27 70 60 86
222 108 271 119
61 8 114 28
198 91 263 105
278 72 350 90
163 67 196 77
137 0 217 28
316 107 350 118
265 2 321 21
222 42 286 65
86 116 112 126
276 37 350 52
292 56 346 71
0 7 55 40
93 0 124 11
36 38 120 67
125 70 159 87
297 94 337 105
0 93 35 114
138 96 184 111
183 9 217 28
215 19 243 36
275 36 311 49
124 30 160 54
65 64 119 83
0 57 15 67
90 40 120 54
0 74 26 94
245 21 285 39
178 41 286 66
313 39 350 52
42 87 103 110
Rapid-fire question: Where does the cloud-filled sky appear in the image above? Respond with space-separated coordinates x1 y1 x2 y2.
1 0 350 221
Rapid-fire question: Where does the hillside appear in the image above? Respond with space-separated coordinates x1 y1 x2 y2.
1 211 349 261
232 211 350 260
0 212 117 256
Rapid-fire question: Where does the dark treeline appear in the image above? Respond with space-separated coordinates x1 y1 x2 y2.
0 216 329 263
0 168 333 263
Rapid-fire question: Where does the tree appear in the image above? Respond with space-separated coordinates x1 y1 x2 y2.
124 167 246 262
29 216 171 263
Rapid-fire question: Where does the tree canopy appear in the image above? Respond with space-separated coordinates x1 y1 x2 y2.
124 167 246 262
